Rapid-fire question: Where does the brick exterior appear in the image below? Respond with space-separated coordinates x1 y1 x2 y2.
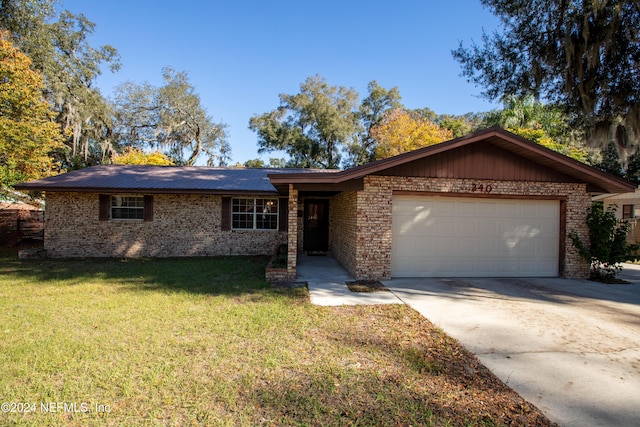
285 186 298 278
328 176 591 280
44 192 287 258
329 191 358 275
44 176 591 280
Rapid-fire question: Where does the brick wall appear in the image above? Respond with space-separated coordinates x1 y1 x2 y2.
346 176 590 279
286 186 298 277
329 191 358 274
44 192 287 258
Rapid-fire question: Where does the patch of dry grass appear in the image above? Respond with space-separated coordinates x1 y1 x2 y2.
346 280 389 292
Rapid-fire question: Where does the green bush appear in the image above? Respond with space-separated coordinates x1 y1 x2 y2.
570 202 639 281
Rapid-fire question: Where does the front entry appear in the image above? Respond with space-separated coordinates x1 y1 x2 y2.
303 200 329 252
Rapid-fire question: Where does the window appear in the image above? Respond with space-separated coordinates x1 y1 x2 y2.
99 194 153 222
232 198 278 230
623 204 634 219
111 195 145 220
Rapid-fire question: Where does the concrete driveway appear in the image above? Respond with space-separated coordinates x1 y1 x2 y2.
384 268 640 427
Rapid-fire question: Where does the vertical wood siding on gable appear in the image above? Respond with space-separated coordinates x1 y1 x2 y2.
377 141 579 182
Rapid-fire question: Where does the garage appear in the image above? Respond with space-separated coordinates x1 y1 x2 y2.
266 128 636 280
391 195 560 277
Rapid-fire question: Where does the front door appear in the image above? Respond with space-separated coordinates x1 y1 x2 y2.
303 200 329 252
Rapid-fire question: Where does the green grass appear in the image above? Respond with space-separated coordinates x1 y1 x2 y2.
0 252 554 427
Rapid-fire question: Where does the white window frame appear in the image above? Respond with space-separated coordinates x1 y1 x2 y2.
111 195 145 220
231 198 279 230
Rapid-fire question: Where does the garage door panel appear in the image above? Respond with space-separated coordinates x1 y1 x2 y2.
476 202 498 216
392 196 560 277
457 201 479 216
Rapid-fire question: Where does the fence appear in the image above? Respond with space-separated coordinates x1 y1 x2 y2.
624 218 640 245
0 209 44 246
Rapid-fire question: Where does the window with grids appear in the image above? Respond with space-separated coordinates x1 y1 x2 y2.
111 195 145 220
232 198 278 230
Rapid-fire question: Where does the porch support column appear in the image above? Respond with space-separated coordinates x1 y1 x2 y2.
286 184 298 279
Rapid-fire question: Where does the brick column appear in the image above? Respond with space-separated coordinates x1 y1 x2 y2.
287 185 298 279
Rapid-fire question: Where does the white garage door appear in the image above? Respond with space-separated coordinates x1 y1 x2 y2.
391 196 560 277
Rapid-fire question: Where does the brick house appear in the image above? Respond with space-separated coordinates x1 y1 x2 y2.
16 128 634 280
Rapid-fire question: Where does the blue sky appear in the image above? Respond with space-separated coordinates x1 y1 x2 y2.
62 1 501 165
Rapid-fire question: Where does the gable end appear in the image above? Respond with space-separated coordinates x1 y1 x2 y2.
374 141 579 183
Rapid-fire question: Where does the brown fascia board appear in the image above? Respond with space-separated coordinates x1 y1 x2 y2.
268 127 636 194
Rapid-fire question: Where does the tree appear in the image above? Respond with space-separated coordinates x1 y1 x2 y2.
348 80 403 165
570 203 638 281
483 96 591 163
112 68 230 166
452 0 640 161
597 141 624 177
249 75 361 169
243 158 287 168
625 149 640 185
370 109 453 159
483 96 559 132
266 158 287 168
437 113 481 138
0 34 63 187
511 127 591 164
112 148 174 166
243 158 266 168
0 0 121 168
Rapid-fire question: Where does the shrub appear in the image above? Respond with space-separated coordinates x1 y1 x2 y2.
570 202 639 281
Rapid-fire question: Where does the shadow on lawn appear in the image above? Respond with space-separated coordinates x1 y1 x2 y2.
0 252 294 297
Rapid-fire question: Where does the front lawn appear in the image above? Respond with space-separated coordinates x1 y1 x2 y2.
0 253 554 426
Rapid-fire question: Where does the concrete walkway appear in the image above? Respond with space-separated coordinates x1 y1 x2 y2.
620 262 640 283
297 255 403 306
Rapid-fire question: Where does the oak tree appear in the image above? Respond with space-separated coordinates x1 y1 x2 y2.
112 68 230 166
349 81 403 165
249 75 361 169
453 0 640 161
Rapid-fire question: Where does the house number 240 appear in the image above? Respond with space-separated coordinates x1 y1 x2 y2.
471 183 493 193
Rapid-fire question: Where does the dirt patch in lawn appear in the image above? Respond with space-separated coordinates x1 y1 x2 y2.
346 280 390 292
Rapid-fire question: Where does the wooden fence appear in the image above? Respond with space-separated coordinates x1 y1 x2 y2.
0 209 44 246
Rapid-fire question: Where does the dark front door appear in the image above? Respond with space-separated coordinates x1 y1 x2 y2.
303 200 329 252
